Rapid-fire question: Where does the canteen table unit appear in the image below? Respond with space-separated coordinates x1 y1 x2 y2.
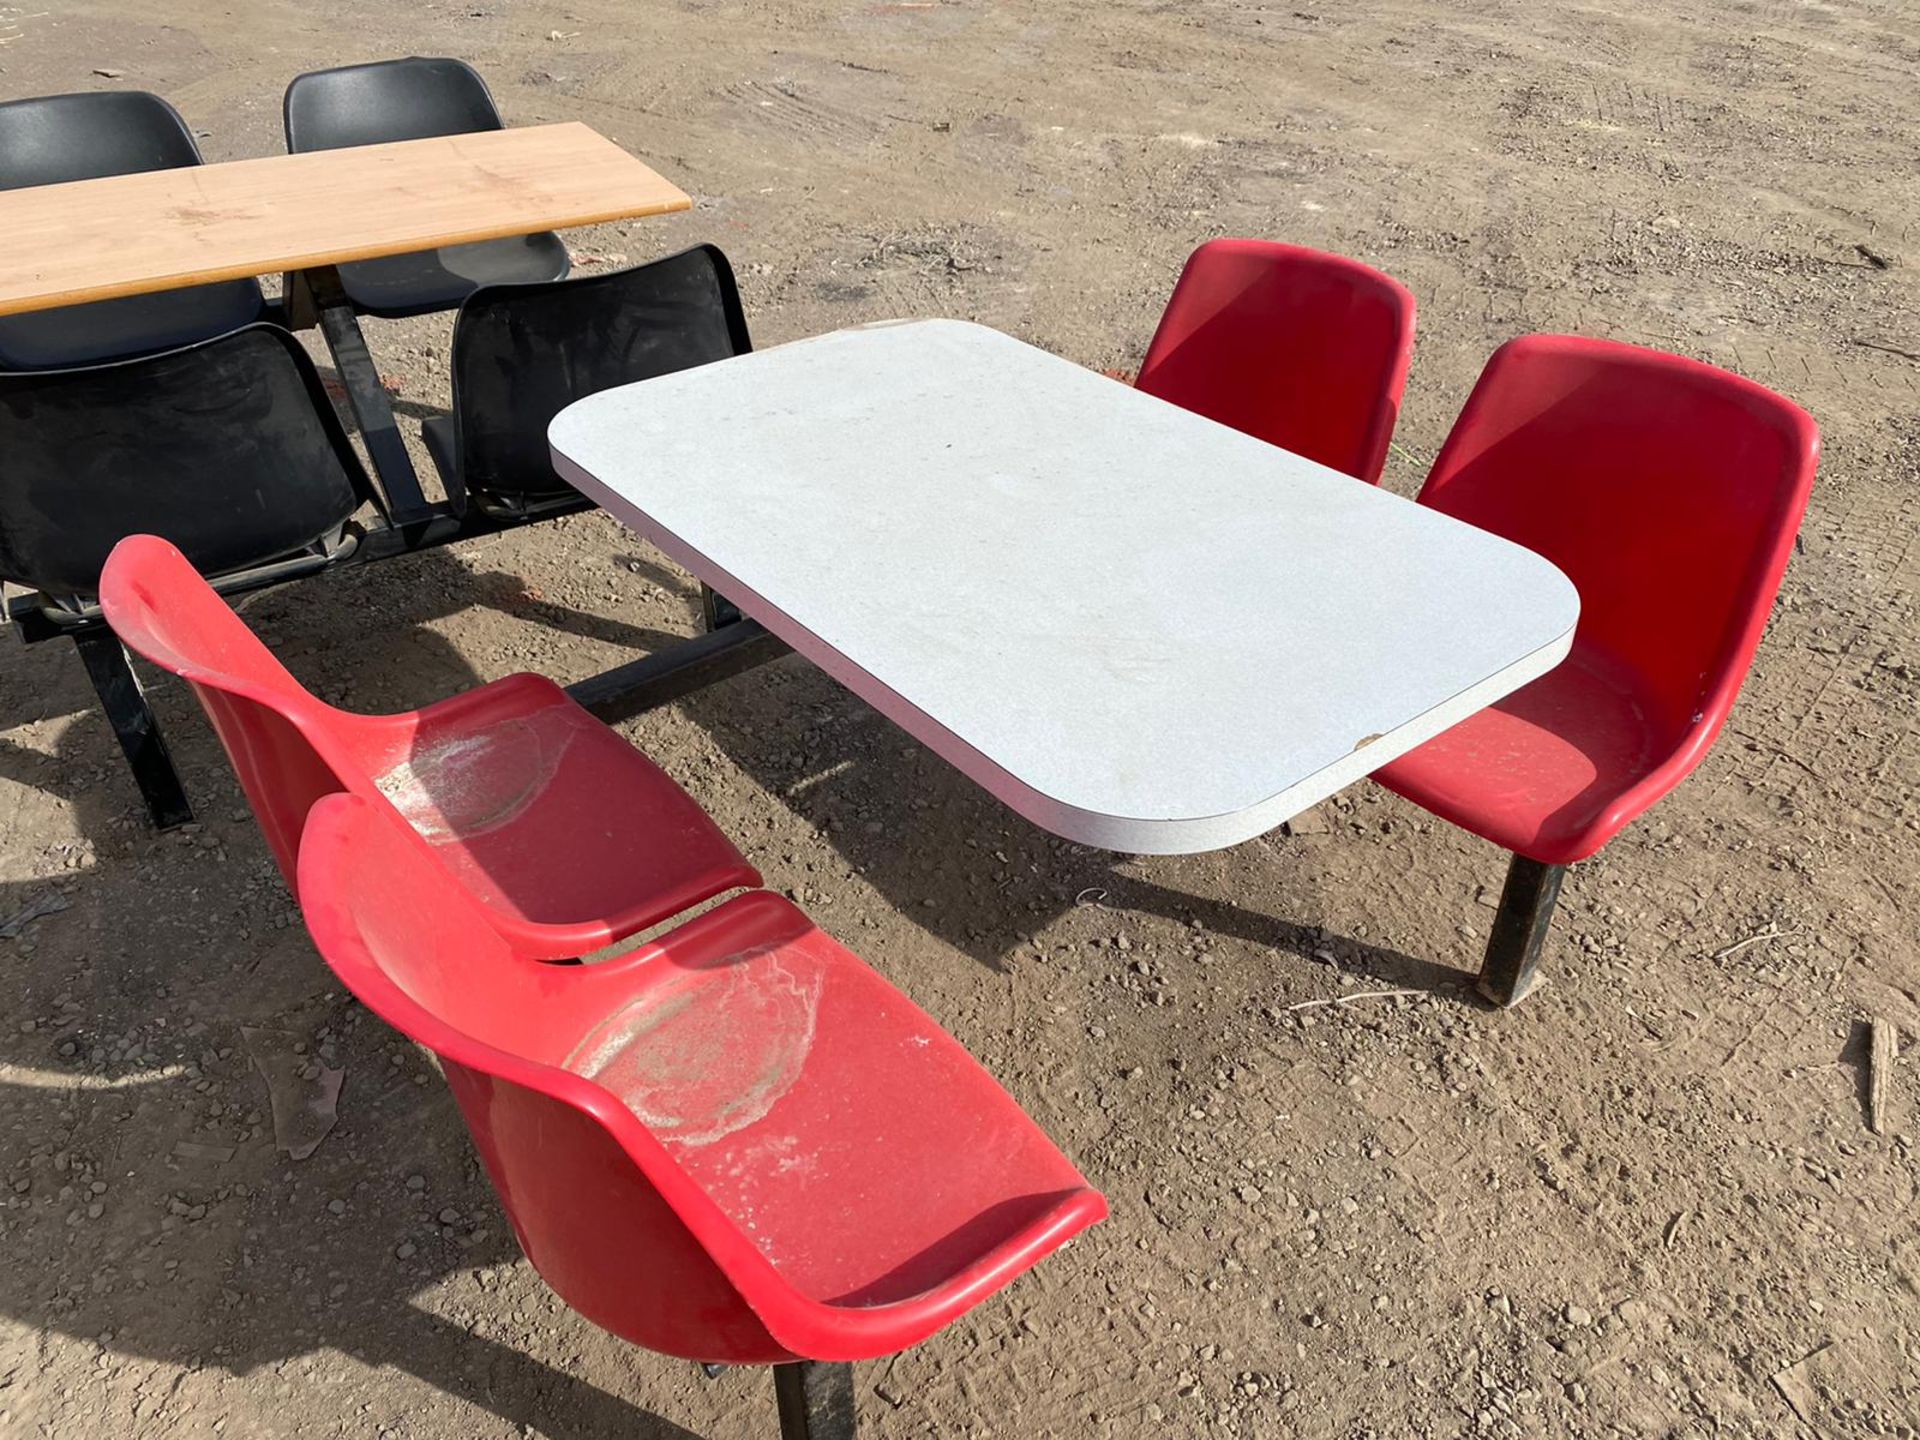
550 319 1581 851
0 120 773 757
0 121 689 528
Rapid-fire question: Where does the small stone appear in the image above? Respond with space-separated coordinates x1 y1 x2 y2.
1564 1303 1593 1327
395 1242 417 1260
326 1199 346 1216
405 1174 425 1191
437 1207 461 1224
1237 1185 1262 1204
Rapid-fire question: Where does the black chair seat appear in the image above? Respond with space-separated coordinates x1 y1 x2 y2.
424 245 752 520
284 57 570 318
335 232 570 319
0 91 266 367
0 282 264 370
0 321 381 830
422 409 585 520
0 324 374 601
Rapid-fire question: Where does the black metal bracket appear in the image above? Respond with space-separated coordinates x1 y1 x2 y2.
297 266 433 523
563 619 787 725
701 583 744 632
1478 854 1567 1006
773 1361 857 1440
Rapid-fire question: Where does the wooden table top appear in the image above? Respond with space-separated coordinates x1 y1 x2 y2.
0 122 690 316
551 320 1581 855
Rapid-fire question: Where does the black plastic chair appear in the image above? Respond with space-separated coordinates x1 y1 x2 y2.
282 57 570 317
0 324 376 826
424 244 752 521
0 91 266 368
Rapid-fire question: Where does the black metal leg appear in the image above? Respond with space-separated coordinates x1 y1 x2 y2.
1478 854 1566 1007
303 266 433 523
773 1361 856 1440
701 583 744 632
564 619 788 726
73 631 193 830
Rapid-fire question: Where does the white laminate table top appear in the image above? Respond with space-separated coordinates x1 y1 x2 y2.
550 319 1579 854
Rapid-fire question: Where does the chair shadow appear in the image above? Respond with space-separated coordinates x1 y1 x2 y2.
0 1060 700 1438
376 1307 705 1439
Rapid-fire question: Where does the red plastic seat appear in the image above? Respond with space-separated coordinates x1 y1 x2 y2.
1374 334 1818 1002
1135 238 1417 483
298 790 1105 1405
99 534 757 956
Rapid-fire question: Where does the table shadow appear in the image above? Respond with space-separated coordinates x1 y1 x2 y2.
671 651 1467 994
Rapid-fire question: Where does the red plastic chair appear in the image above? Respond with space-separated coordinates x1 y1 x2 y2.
1135 238 1417 483
1373 335 1818 1004
298 791 1106 1437
99 534 757 957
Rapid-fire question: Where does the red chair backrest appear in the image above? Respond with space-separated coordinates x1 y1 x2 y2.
1135 238 1416 483
296 791 788 1362
1418 334 1818 739
99 534 349 882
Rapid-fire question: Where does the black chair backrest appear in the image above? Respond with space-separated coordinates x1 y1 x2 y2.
285 57 504 152
449 245 752 503
0 90 201 189
0 325 371 599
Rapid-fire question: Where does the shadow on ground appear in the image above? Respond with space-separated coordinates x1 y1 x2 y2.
671 640 1468 994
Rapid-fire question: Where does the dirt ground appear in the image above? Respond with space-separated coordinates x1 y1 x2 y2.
2 0 1917 1435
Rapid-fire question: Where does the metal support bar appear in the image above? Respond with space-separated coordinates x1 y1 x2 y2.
773 1361 857 1440
563 619 787 725
304 266 433 522
73 631 193 830
1478 854 1566 1007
